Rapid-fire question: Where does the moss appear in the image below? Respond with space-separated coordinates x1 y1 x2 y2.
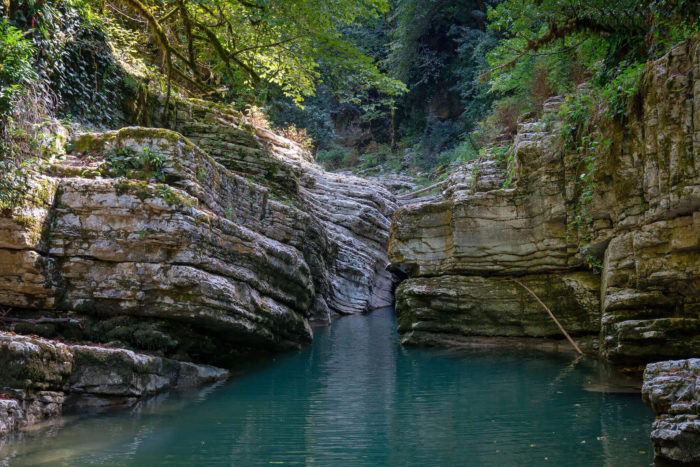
69 133 109 154
154 185 198 208
115 127 195 150
74 299 97 314
114 179 152 201
31 178 56 207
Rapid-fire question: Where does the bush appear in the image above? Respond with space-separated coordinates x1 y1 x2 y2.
0 18 47 166
601 63 645 123
558 90 597 150
480 96 529 143
316 147 347 171
0 18 37 116
417 116 462 169
277 124 315 151
105 147 167 181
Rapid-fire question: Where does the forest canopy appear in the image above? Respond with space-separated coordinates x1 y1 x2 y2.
1 0 699 172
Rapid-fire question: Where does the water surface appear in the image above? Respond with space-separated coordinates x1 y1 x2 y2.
0 309 654 466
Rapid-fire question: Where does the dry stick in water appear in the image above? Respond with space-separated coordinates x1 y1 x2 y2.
509 278 583 355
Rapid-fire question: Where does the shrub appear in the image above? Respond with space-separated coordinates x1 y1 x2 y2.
277 124 315 151
245 106 271 128
105 147 167 181
315 147 347 171
601 63 646 123
0 18 37 116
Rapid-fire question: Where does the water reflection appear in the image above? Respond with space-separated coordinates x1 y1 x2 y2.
0 309 653 466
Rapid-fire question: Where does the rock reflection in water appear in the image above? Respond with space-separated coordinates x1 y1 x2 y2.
0 309 654 466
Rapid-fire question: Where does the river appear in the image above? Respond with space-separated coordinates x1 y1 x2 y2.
0 308 654 466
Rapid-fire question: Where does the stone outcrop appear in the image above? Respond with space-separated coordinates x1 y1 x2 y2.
396 273 600 350
0 98 396 366
0 98 398 434
164 100 397 318
0 331 227 436
643 359 700 465
389 107 603 351
389 34 700 365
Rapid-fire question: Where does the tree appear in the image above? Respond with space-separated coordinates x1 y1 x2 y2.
486 0 700 83
116 0 402 105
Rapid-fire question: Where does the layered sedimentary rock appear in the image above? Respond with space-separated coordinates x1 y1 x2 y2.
0 331 227 436
389 106 602 350
389 34 700 365
165 100 397 318
0 101 397 369
642 359 700 464
396 273 600 349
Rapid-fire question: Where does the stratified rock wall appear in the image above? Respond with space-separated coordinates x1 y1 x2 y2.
389 34 700 365
165 100 397 318
0 100 397 366
596 39 700 364
389 104 602 351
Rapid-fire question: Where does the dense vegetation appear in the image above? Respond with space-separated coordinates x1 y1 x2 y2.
267 0 699 175
1 0 698 179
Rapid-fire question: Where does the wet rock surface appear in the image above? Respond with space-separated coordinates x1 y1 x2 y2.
0 332 227 436
643 359 700 464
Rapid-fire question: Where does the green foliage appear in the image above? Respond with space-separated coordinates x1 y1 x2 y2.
105 147 166 182
490 145 515 189
480 0 698 152
648 0 700 55
5 0 124 124
0 18 36 115
601 63 645 123
316 146 356 171
437 138 479 168
0 16 44 164
105 0 401 106
388 0 495 169
559 92 596 151
154 185 179 206
566 129 612 271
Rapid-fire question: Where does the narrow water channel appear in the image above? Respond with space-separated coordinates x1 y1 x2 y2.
0 308 654 466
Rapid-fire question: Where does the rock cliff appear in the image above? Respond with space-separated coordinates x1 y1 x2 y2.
0 97 397 432
389 34 700 366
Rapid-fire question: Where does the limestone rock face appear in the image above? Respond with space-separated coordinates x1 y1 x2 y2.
0 99 396 365
0 332 228 435
389 108 599 351
166 100 398 319
396 273 600 346
642 359 700 464
597 38 700 364
389 33 700 364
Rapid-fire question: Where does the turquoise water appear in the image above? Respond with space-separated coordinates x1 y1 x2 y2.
1 308 654 466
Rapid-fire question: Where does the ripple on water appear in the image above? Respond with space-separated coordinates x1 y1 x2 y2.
0 308 654 466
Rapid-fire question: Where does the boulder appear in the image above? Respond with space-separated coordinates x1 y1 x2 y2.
642 359 700 464
0 332 228 435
